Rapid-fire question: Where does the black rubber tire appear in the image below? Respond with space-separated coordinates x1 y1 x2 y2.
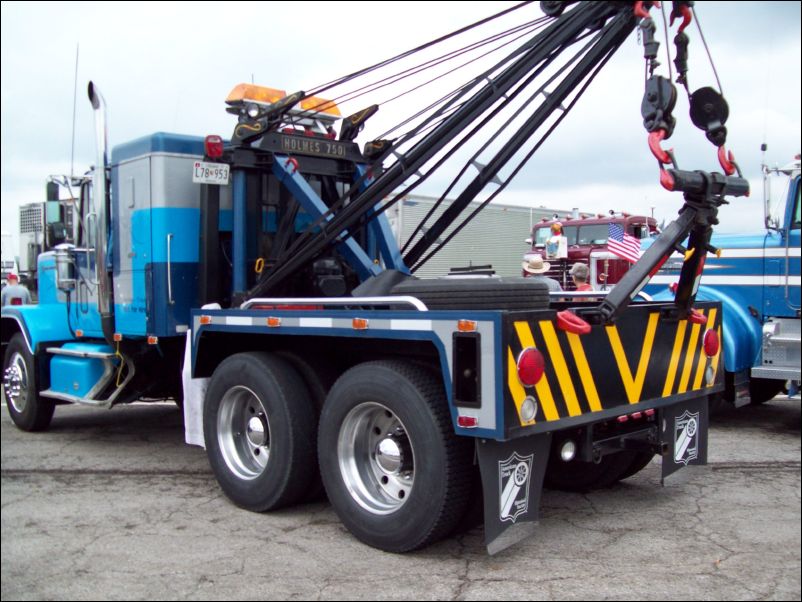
318 360 473 552
391 277 550 310
452 465 484 535
275 351 339 502
275 351 337 413
203 352 316 512
748 378 785 405
544 449 636 492
3 333 54 432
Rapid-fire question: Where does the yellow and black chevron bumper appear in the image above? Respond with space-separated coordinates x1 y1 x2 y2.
504 302 722 435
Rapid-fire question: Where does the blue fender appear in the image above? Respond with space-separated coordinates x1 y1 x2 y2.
1 304 75 354
650 285 761 373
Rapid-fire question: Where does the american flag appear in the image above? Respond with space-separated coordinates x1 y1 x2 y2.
607 223 642 263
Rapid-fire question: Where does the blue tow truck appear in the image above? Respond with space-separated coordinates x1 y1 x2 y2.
2 2 749 553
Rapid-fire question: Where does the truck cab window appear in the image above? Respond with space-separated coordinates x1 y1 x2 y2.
576 224 607 245
562 226 578 245
79 181 95 248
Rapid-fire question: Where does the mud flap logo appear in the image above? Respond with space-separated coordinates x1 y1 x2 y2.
674 410 700 465
498 453 533 523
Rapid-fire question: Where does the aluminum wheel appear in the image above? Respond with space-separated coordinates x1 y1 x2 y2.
217 385 271 480
3 351 29 414
337 401 415 515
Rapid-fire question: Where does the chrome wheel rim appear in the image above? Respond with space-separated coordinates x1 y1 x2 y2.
217 386 271 480
338 402 414 515
3 352 29 414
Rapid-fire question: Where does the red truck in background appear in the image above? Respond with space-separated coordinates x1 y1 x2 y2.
525 212 659 289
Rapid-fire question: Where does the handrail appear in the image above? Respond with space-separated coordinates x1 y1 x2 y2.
240 295 429 311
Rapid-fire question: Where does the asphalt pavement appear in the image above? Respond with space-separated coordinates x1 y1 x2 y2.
1 396 800 601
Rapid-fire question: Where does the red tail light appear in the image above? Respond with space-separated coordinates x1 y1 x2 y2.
457 416 479 428
703 329 720 357
204 135 224 159
10 298 23 305
516 347 545 387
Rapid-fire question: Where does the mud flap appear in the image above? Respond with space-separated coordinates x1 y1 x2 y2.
659 396 709 483
476 433 551 555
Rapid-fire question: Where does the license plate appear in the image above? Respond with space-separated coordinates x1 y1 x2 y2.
192 161 230 185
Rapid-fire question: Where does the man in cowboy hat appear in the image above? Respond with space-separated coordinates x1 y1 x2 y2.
522 253 562 293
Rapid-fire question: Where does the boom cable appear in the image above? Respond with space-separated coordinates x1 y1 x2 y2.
411 30 627 270
294 17 547 124
400 28 599 255
248 1 636 297
305 1 536 96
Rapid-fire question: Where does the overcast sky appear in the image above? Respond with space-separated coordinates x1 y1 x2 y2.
1 1 800 260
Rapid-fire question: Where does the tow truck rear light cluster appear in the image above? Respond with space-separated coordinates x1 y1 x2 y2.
617 408 656 424
516 347 545 387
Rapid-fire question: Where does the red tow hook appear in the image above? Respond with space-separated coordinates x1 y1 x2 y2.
659 168 675 191
556 311 591 336
688 309 708 325
670 3 693 34
285 156 300 174
634 1 660 19
648 130 672 164
649 130 675 191
717 146 736 176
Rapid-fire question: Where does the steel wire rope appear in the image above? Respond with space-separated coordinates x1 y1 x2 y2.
410 42 621 272
659 2 674 84
399 28 599 255
347 17 569 198
373 18 555 145
691 6 723 94
293 17 547 123
375 21 546 108
271 17 545 258
253 2 619 294
305 1 535 96
353 48 571 250
277 57 522 269
367 3 609 182
375 18 550 140
273 21 548 264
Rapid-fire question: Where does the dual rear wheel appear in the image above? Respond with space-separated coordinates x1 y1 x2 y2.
204 356 473 551
204 351 658 548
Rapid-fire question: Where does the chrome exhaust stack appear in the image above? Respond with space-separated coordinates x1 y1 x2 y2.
88 81 115 345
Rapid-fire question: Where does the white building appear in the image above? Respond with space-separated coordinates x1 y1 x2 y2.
385 194 588 278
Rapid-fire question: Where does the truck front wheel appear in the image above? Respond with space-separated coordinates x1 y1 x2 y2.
203 352 316 511
3 333 54 431
318 360 472 552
